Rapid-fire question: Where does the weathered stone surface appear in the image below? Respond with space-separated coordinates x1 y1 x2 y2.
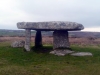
50 50 75 56
53 31 70 49
71 52 93 56
50 51 93 56
17 21 84 31
24 29 31 51
11 40 25 48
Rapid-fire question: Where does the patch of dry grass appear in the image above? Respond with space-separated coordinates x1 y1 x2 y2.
0 36 100 46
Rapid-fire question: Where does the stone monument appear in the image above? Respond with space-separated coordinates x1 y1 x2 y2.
17 21 84 51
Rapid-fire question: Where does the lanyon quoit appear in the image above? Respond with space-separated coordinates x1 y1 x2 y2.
17 21 84 51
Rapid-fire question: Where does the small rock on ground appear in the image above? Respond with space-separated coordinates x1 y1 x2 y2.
70 52 93 56
50 50 75 56
11 40 25 48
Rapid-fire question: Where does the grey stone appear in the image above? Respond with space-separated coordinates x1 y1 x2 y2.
53 31 70 49
24 29 31 51
50 50 75 56
11 40 25 48
17 21 84 31
71 52 93 56
55 53 65 56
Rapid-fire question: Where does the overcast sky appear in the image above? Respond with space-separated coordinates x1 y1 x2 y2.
0 0 100 31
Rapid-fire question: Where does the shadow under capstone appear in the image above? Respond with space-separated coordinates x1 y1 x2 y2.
31 46 53 53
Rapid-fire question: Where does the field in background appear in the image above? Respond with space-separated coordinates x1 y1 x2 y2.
1 29 100 38
0 36 100 46
0 36 100 75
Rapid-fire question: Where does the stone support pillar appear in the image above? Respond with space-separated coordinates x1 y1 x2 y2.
24 29 31 51
35 30 42 48
53 31 70 49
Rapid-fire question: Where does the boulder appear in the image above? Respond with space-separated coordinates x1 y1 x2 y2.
11 40 25 48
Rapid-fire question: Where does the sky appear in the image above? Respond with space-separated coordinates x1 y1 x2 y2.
0 0 100 32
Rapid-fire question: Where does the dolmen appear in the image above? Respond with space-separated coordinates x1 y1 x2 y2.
17 21 84 51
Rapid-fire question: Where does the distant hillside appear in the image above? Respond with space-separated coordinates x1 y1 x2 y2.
0 29 100 38
0 29 52 37
69 31 100 38
0 29 25 36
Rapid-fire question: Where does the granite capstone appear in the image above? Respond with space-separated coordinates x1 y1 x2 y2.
17 21 84 31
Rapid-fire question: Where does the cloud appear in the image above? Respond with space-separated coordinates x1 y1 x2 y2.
16 0 100 26
0 0 100 30
82 27 100 32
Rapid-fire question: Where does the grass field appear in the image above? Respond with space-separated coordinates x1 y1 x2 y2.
0 37 100 75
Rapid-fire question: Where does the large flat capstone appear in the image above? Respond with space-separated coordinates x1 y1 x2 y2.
17 21 84 31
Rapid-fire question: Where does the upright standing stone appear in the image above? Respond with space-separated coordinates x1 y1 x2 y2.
35 30 42 48
24 29 31 51
53 31 70 49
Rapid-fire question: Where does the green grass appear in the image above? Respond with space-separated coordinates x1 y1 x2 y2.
0 42 100 75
